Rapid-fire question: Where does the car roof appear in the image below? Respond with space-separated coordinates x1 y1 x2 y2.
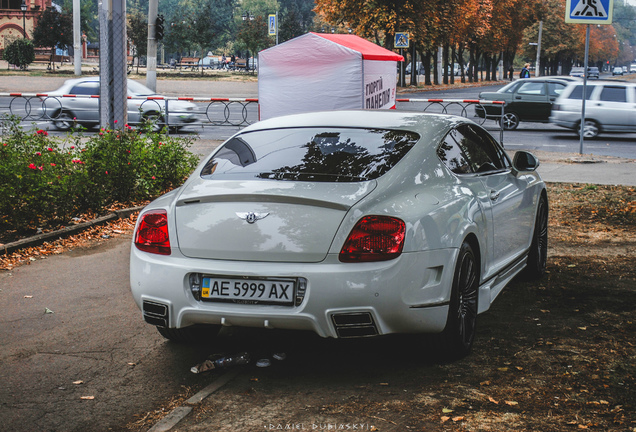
242 110 466 134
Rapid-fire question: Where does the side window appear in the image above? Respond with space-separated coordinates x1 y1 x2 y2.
70 82 100 96
437 132 472 175
454 125 508 173
517 82 546 95
567 84 595 100
501 82 522 94
548 82 567 97
599 86 627 103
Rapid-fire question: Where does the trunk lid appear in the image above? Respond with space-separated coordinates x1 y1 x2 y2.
174 178 376 262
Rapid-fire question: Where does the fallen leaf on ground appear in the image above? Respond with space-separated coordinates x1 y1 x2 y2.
72 380 83 385
505 401 519 406
80 396 95 400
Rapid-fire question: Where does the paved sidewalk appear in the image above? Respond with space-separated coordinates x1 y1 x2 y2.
0 74 259 97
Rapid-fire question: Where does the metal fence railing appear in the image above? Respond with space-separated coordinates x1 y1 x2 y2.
0 93 259 131
2 93 506 143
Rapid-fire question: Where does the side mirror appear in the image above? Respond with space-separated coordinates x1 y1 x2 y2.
512 151 540 172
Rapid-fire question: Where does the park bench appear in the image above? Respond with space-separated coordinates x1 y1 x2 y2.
234 58 247 70
30 53 70 70
177 57 199 70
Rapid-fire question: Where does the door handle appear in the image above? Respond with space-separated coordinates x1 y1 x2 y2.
490 190 500 201
515 96 522 99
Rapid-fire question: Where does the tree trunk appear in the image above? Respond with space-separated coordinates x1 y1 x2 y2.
443 43 449 85
423 50 432 86
450 45 456 85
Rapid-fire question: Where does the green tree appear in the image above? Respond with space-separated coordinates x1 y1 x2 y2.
2 38 35 69
32 7 73 71
59 0 98 42
127 9 148 73
236 14 273 70
278 3 305 43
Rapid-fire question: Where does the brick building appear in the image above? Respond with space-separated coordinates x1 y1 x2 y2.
0 0 51 50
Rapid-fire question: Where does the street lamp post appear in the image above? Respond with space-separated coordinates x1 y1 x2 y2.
20 0 27 38
241 11 254 71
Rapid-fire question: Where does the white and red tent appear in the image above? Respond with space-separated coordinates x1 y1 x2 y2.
258 32 404 120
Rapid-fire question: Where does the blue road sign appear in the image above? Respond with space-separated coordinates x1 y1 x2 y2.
395 33 409 49
565 0 613 24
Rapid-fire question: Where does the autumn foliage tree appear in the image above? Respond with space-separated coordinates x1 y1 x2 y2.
315 0 538 84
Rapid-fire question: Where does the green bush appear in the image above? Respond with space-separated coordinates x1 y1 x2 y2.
2 38 35 69
0 117 200 235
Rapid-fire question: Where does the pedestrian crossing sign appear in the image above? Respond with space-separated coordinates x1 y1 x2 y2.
395 33 409 49
565 0 613 24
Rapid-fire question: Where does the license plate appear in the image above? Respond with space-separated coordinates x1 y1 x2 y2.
201 276 296 305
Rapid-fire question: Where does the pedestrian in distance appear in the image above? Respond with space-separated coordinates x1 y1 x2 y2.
520 63 531 79
508 65 514 81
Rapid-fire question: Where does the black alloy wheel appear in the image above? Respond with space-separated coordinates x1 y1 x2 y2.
439 241 479 360
500 112 520 130
524 194 548 279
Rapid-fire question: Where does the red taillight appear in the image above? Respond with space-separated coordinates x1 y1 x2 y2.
134 210 171 255
339 216 406 262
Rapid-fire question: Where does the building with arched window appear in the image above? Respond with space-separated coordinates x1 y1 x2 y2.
0 0 51 50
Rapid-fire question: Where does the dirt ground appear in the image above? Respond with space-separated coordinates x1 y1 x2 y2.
1 154 634 432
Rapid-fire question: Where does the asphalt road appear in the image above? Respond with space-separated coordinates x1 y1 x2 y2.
0 236 223 431
0 76 636 159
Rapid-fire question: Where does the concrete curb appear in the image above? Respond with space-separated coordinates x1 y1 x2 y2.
0 206 145 256
147 370 240 432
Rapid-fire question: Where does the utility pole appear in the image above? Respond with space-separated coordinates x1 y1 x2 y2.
535 21 543 77
73 0 81 75
99 0 128 128
147 0 158 91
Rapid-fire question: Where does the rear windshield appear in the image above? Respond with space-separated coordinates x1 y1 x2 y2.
200 127 420 182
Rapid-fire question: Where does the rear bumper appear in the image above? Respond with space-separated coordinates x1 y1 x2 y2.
550 112 579 130
130 246 458 338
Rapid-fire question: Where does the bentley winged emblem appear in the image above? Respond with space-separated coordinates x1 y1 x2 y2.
236 212 270 224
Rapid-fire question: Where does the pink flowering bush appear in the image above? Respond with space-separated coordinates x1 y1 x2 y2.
0 117 199 235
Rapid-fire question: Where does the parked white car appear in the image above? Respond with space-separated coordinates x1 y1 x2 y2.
130 110 548 359
550 81 636 138
41 77 198 131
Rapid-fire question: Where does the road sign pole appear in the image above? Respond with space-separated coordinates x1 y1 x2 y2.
579 24 590 155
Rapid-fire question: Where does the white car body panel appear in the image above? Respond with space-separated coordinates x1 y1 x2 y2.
130 110 546 339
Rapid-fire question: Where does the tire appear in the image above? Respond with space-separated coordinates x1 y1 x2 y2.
499 112 520 130
578 120 600 139
53 110 74 131
156 324 221 344
438 241 479 360
524 194 548 279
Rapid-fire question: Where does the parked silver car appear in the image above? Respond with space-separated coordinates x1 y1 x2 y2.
41 78 198 131
550 81 636 138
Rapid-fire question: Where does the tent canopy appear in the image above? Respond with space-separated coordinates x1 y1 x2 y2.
309 33 404 62
258 33 403 120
